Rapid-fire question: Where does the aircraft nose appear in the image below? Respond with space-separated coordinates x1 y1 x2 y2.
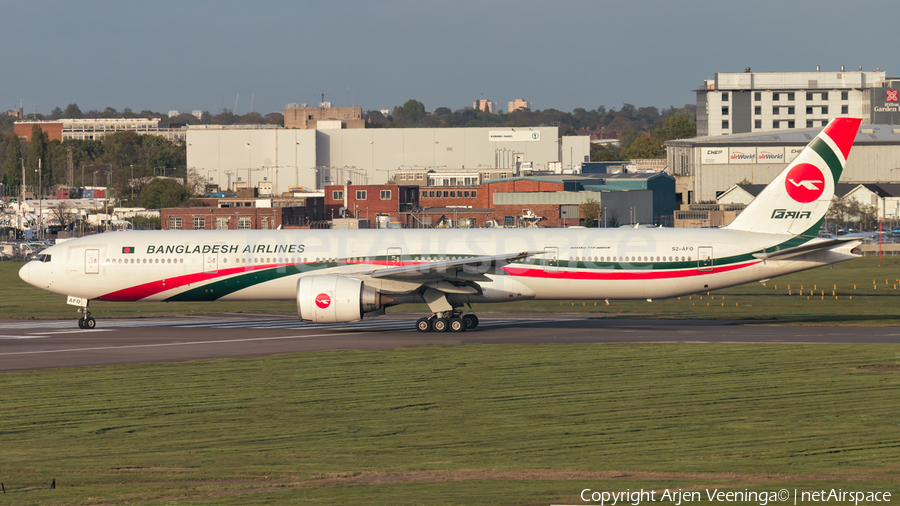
19 262 31 285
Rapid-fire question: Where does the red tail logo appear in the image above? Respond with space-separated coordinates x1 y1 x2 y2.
785 164 825 203
315 293 332 309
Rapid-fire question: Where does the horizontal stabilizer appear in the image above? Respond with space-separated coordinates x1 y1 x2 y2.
753 237 862 261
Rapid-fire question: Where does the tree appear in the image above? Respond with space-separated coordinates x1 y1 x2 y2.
211 111 238 125
185 167 206 195
102 131 141 169
654 116 696 142
139 178 192 209
141 135 186 171
620 135 665 159
825 196 849 229
392 99 426 126
365 110 389 128
237 112 266 124
48 201 80 231
0 114 16 133
128 215 161 230
28 124 50 194
590 143 620 162
63 103 83 119
617 124 641 151
579 197 602 228
264 112 284 126
3 135 22 191
607 116 635 135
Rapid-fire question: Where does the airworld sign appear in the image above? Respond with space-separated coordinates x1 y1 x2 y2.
703 147 787 164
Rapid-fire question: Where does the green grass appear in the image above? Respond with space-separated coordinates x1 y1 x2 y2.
1 344 899 504
2 256 899 323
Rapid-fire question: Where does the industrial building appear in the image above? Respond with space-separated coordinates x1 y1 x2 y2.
156 170 674 231
186 125 589 196
14 118 188 142
666 124 900 203
696 68 899 136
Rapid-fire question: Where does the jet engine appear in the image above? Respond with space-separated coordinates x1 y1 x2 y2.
297 275 382 323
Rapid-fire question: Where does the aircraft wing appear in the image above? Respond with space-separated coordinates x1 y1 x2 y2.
366 251 537 282
753 237 862 261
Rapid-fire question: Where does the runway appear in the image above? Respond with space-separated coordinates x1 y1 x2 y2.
1 313 898 371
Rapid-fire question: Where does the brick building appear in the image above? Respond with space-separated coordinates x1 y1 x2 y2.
481 175 666 227
160 174 672 231
283 105 364 129
161 195 326 230
418 187 483 209
324 184 420 223
14 121 63 142
161 207 283 230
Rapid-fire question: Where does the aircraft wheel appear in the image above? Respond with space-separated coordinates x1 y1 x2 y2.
84 317 96 330
449 317 466 332
78 318 85 329
462 314 479 329
432 318 449 332
416 317 432 332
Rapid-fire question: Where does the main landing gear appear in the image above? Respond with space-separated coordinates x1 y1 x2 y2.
416 311 479 333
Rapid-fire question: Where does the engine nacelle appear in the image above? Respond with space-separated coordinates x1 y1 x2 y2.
297 275 381 323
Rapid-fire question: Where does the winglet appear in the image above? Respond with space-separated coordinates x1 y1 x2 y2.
822 118 861 160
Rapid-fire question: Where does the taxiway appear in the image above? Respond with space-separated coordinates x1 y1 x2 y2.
1 313 898 371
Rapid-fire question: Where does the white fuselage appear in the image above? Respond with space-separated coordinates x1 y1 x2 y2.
20 228 858 305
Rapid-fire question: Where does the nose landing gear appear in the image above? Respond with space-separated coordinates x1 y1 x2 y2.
415 311 478 333
74 299 96 329
78 314 96 329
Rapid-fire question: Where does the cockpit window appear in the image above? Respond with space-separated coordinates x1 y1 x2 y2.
35 254 51 263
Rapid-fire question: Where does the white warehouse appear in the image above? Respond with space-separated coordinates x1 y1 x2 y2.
186 125 587 195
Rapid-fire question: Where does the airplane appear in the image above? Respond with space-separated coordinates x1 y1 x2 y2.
19 118 863 332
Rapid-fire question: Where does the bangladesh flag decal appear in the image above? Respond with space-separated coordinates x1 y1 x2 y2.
122 246 135 254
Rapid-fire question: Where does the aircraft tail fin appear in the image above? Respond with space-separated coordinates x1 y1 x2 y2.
724 117 861 236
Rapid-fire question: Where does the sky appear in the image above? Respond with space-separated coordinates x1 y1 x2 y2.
2 0 898 117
